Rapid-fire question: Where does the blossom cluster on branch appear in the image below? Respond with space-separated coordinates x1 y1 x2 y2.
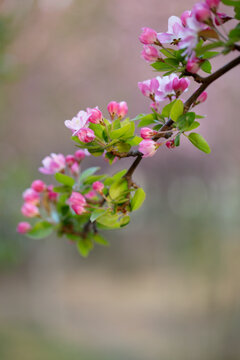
17 0 240 257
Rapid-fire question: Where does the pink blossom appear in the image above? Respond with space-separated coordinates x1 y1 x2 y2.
70 162 80 176
64 110 90 135
155 74 178 102
166 140 175 149
85 190 97 200
107 101 119 119
117 101 128 119
74 149 90 161
141 45 159 62
206 0 220 11
47 185 58 201
68 192 86 215
92 181 104 193
172 77 190 95
39 153 66 175
181 10 192 27
214 12 232 25
17 221 32 234
87 106 103 124
77 128 95 143
140 127 157 139
23 188 40 204
196 91 208 103
192 2 211 23
31 180 46 193
157 16 185 44
65 155 75 166
139 139 158 158
21 203 39 218
186 56 201 73
138 78 159 98
139 27 157 45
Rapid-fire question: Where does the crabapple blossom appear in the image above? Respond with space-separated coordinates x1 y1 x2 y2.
70 162 80 176
186 55 201 73
68 192 87 215
31 180 46 193
139 27 157 44
138 78 159 98
17 222 32 234
64 110 89 134
85 190 97 200
87 107 103 124
107 101 119 119
192 2 211 23
47 185 58 201
181 10 192 26
139 139 159 158
92 181 104 193
157 16 185 44
166 140 175 149
196 91 208 103
206 0 220 11
141 45 159 62
140 127 158 139
21 203 39 218
172 77 190 95
77 128 95 143
214 12 232 25
65 155 75 166
74 149 90 161
39 153 66 175
117 101 128 119
23 188 40 204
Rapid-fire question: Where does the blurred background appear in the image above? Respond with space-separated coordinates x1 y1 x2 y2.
0 0 240 359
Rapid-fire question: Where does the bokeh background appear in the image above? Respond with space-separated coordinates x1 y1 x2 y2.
1 0 240 359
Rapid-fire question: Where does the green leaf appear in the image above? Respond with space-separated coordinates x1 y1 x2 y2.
92 233 109 246
235 6 240 19
77 238 93 257
177 112 195 131
88 123 104 139
79 167 100 182
137 114 156 127
96 212 121 229
161 100 176 118
109 178 128 201
131 188 146 211
90 209 107 222
115 142 131 153
120 215 130 227
109 123 131 139
126 136 142 146
104 169 127 186
83 174 106 185
202 51 219 59
200 60 212 74
27 221 54 239
221 0 240 6
174 133 181 147
228 24 240 41
188 132 211 154
55 173 75 187
170 99 184 122
186 121 200 131
151 61 173 71
53 185 71 193
160 48 175 58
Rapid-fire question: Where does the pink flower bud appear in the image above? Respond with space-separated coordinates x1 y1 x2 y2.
107 101 119 119
139 27 157 45
71 161 80 176
87 106 103 124
141 45 159 62
21 203 39 218
197 91 208 103
65 155 75 166
68 192 86 215
39 153 66 175
166 140 175 149
140 127 157 139
74 149 90 161
139 139 158 158
22 188 40 205
85 190 97 200
206 0 220 11
92 181 104 193
77 128 95 143
214 12 232 25
181 10 191 26
47 185 58 201
172 77 190 94
192 2 211 23
17 221 32 234
186 57 200 74
117 101 128 119
31 180 46 193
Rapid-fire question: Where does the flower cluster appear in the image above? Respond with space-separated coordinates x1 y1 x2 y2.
17 0 240 256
